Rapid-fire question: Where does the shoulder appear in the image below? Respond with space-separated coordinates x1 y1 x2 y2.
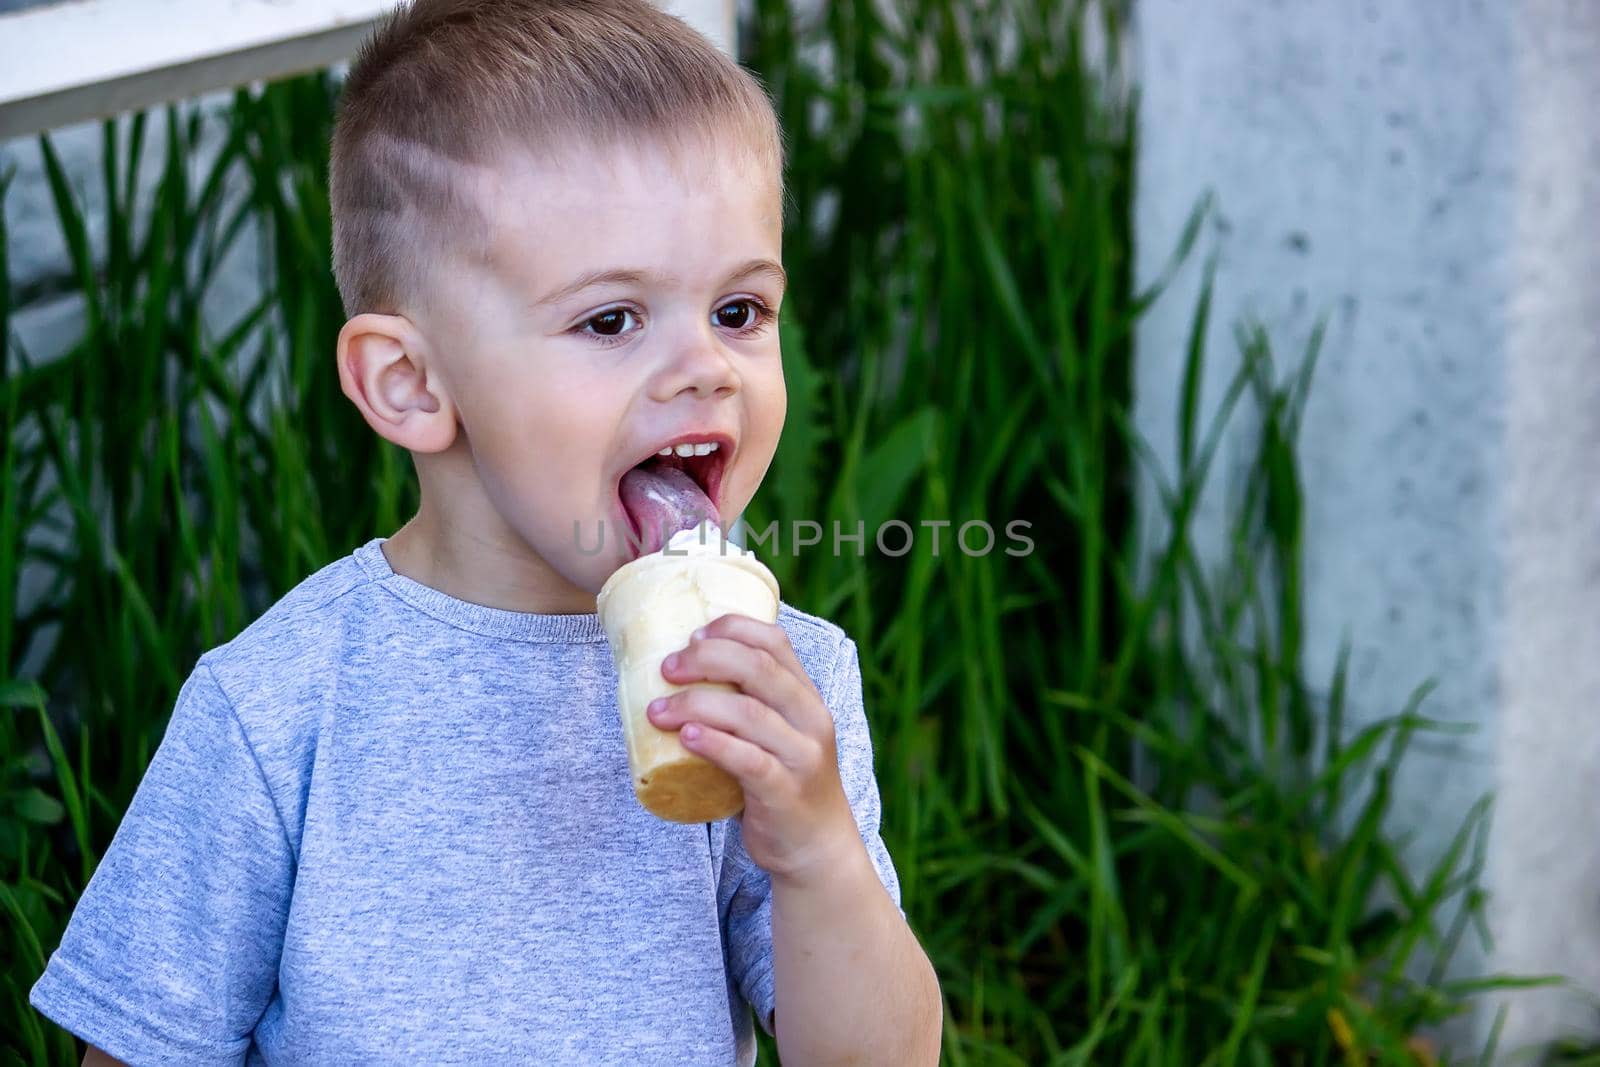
776 601 856 698
172 542 395 849
202 545 375 678
191 541 391 743
777 599 849 657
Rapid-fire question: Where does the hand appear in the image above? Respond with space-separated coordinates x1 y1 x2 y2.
648 613 860 887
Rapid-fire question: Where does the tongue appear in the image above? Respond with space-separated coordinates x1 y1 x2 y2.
619 462 719 554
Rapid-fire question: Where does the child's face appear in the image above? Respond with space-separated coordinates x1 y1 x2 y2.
423 138 787 599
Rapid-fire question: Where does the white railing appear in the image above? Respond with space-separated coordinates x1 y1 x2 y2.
0 0 734 139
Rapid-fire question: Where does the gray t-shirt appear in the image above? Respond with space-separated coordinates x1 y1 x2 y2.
29 537 903 1065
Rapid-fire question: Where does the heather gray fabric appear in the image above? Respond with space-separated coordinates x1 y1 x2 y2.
29 537 903 1065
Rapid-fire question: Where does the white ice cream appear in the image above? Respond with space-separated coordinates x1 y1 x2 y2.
661 518 755 559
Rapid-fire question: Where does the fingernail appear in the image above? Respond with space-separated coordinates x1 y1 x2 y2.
682 723 702 741
692 626 707 640
662 653 678 670
647 698 666 716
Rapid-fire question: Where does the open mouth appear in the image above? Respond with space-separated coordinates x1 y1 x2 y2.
615 433 733 555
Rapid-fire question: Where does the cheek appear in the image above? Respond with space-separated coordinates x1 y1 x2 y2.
458 363 614 493
768 371 788 437
753 361 787 450
728 362 786 509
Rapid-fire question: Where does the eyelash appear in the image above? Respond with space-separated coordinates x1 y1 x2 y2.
575 297 776 346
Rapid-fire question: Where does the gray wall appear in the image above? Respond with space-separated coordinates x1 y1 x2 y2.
1135 0 1600 1056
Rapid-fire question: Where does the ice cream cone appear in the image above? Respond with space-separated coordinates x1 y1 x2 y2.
597 522 780 823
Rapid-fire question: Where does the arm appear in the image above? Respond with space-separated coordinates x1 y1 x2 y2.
770 840 942 1065
84 1047 127 1067
654 617 943 1064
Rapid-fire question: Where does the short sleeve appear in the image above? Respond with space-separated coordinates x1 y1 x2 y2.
719 635 905 1038
28 660 295 1064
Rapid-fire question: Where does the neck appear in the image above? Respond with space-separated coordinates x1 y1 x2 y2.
382 453 599 616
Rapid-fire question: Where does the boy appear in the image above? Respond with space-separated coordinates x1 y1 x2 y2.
26 0 942 1063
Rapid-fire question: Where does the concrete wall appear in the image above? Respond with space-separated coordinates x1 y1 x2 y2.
1135 0 1600 1056
1498 2 1600 1053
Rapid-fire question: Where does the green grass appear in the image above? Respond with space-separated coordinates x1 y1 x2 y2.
0 0 1572 1062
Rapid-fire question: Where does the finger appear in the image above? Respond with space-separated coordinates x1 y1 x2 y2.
645 687 803 763
660 636 815 728
676 722 786 794
696 614 809 681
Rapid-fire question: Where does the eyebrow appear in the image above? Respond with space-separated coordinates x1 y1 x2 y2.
533 258 788 309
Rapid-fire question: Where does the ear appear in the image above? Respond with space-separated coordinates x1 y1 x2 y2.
336 313 458 453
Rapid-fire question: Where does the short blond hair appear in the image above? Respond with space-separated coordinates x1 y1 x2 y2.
329 0 784 321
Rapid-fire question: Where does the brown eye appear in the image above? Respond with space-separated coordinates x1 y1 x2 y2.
715 300 758 330
589 309 630 336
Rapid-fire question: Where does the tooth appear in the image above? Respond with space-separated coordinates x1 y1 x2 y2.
674 442 695 457
693 442 713 456
657 447 673 456
706 442 720 452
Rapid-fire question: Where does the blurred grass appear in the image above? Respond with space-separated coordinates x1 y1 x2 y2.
0 0 1562 1063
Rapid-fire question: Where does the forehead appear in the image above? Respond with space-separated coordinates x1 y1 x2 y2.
468 138 782 293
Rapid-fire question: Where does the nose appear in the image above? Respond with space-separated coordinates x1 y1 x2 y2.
648 320 740 402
